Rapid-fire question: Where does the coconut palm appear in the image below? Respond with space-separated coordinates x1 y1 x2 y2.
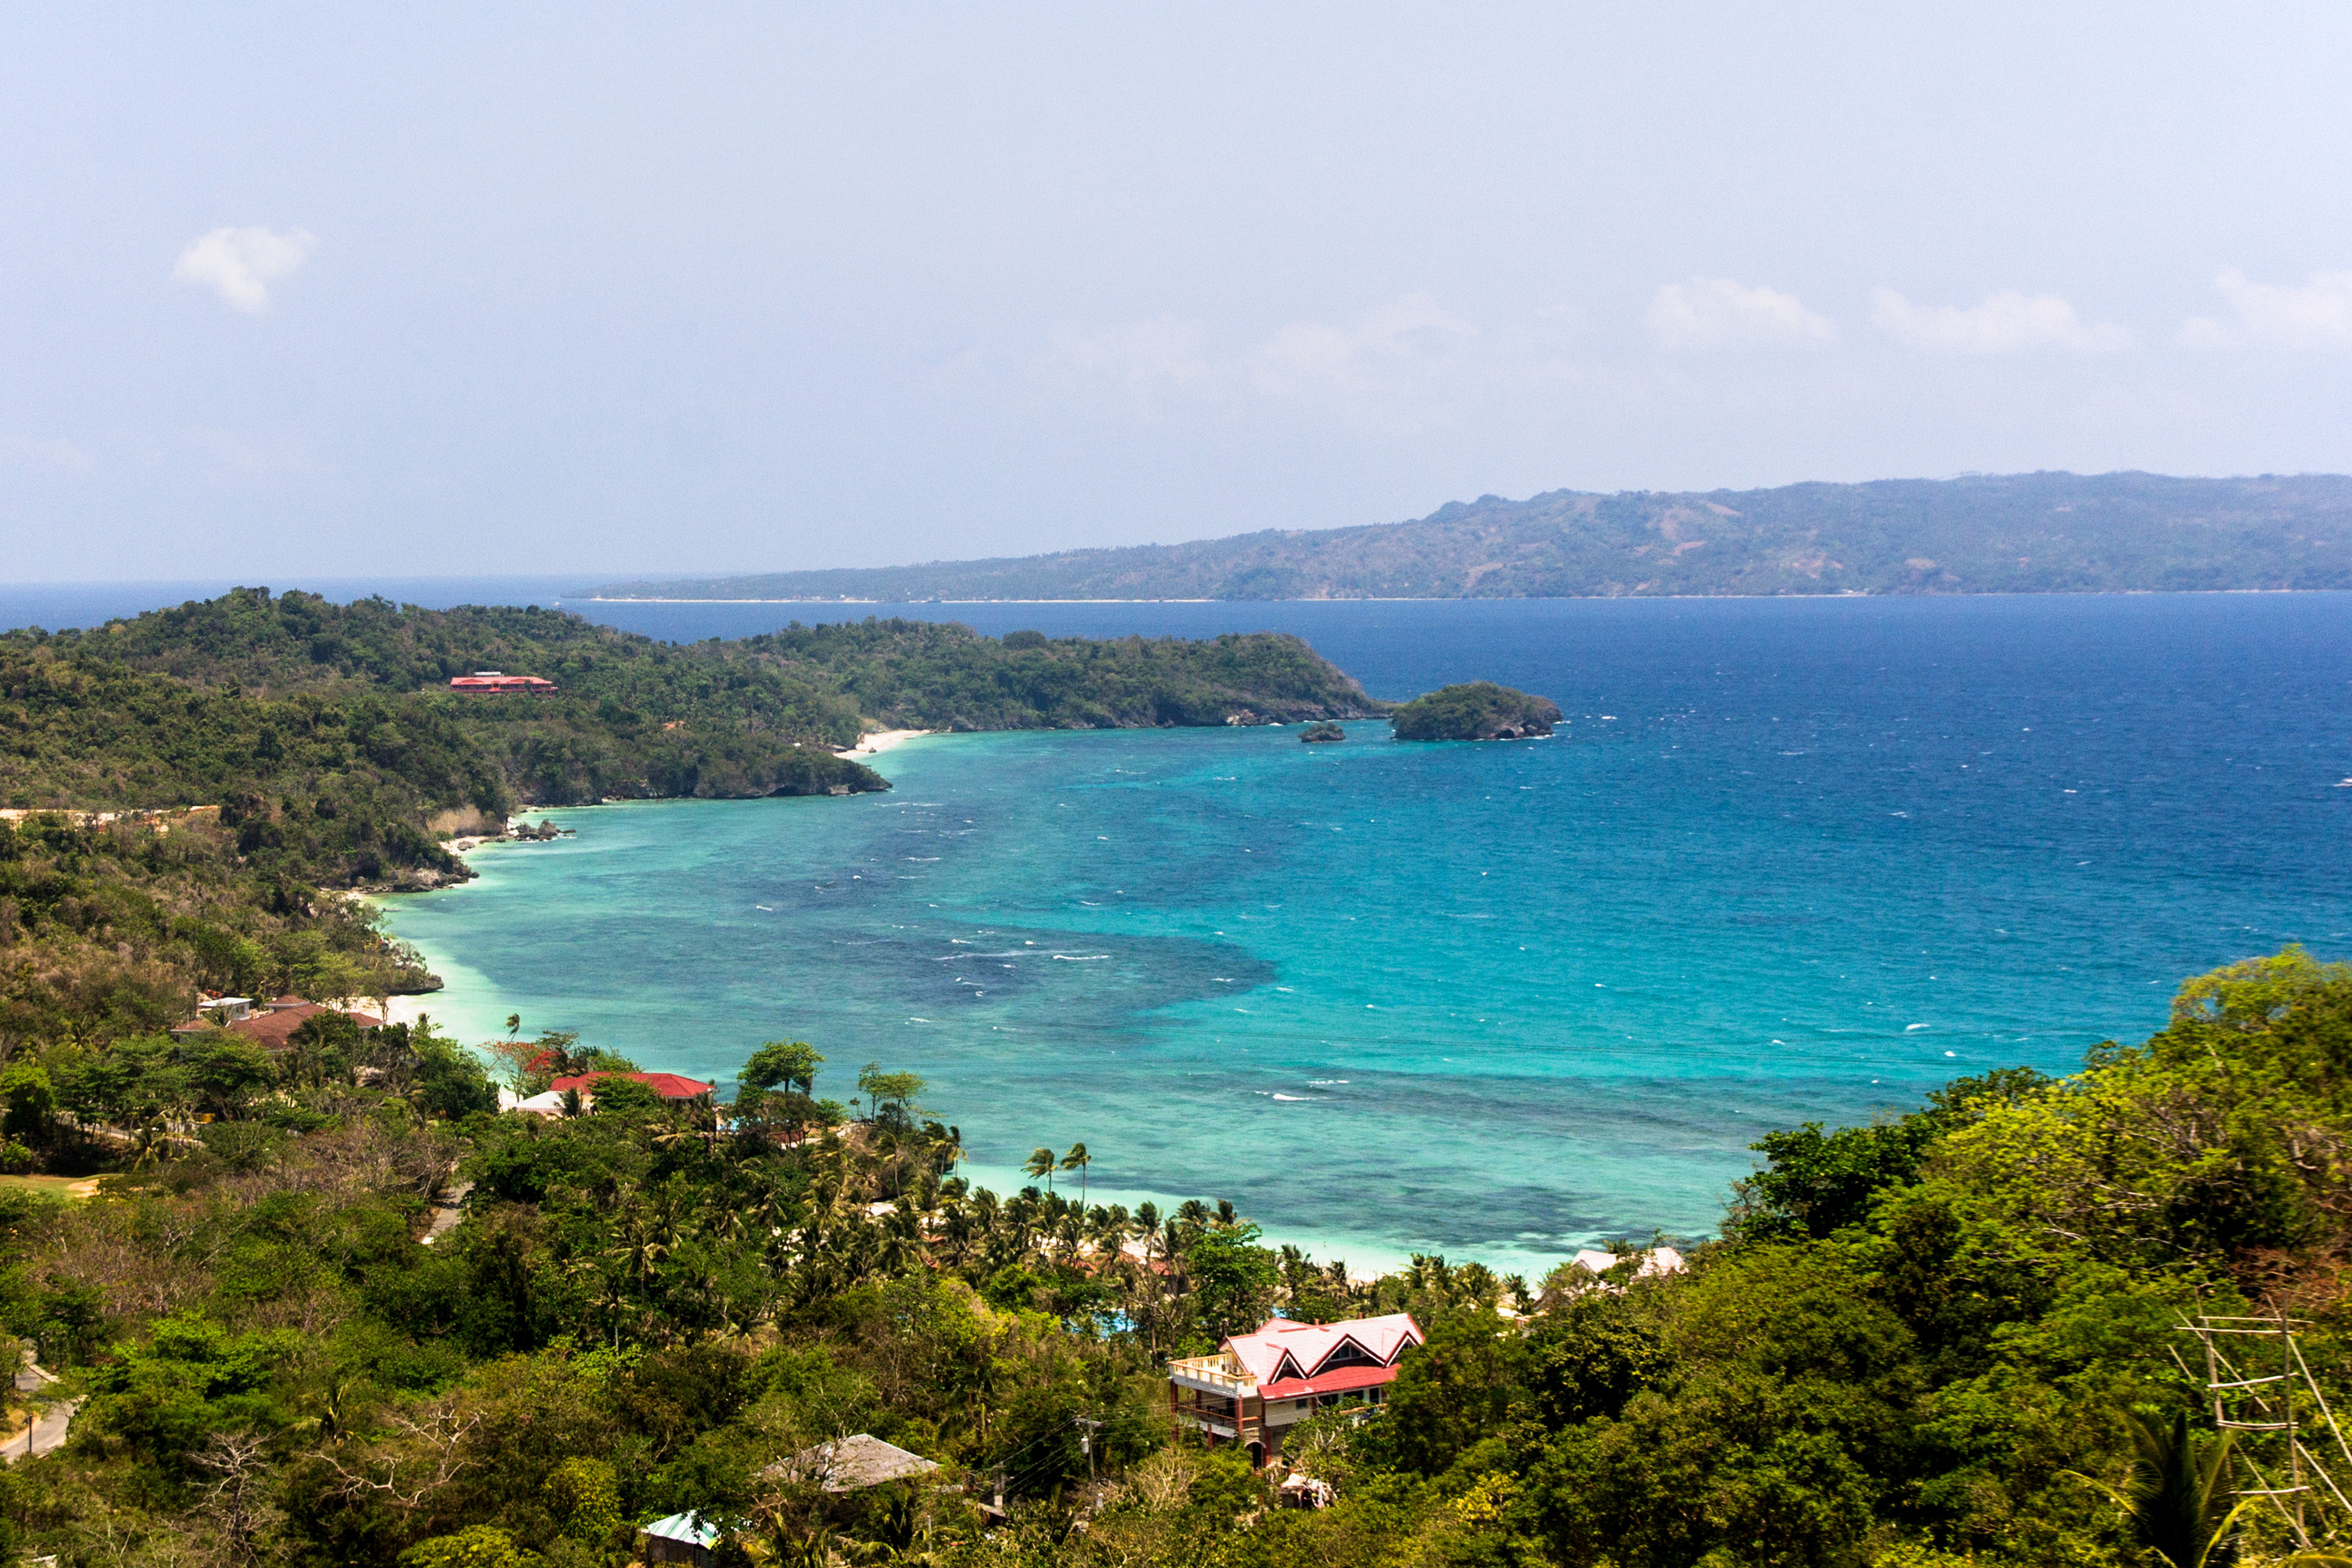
1059 1142 1092 1205
970 1186 1002 1235
1024 1146 1057 1191
611 1218 673 1289
2063 1410 2249 1568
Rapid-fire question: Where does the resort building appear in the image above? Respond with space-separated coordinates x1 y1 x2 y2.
171 994 383 1051
1169 1312 1424 1467
505 1071 716 1116
547 1071 714 1101
447 670 557 695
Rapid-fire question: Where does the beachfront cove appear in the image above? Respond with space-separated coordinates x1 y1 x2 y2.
380 593 2352 1273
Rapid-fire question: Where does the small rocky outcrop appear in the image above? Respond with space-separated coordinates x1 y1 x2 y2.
1390 682 1563 742
1299 721 1346 743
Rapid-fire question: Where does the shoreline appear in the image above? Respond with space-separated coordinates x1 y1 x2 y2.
372 772 1568 1278
835 727 933 758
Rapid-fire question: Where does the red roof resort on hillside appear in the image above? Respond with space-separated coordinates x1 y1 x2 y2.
448 670 557 695
1169 1312 1424 1467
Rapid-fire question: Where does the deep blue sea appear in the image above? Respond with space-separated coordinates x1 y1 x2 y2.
11 581 2350 1273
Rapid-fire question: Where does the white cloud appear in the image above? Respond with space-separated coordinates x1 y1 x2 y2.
1249 293 1478 397
1647 278 1834 350
2194 267 2352 349
171 225 317 314
1870 287 2132 353
1044 317 1210 387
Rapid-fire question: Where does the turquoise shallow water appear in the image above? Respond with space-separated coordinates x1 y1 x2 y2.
381 595 2352 1275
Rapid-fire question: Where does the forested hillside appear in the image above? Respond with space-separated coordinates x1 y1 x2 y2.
3 948 2352 1565
0 590 1384 1024
15 586 2350 1567
590 470 2352 600
4 590 1380 880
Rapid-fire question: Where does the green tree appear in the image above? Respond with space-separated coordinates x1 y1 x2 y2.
742 1040 823 1095
1183 1222 1278 1341
2064 1410 2248 1568
1375 1308 1530 1475
0 1059 56 1147
856 1063 924 1125
399 1525 545 1568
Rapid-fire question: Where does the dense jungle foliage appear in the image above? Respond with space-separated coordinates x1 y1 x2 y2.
3 590 1381 896
1389 683 1563 742
0 949 2350 1566
0 814 437 1056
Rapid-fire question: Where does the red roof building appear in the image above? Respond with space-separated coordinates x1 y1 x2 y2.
449 671 557 695
1168 1312 1424 1465
548 1071 714 1101
173 995 382 1051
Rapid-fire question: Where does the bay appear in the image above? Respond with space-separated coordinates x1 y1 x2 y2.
376 592 2352 1275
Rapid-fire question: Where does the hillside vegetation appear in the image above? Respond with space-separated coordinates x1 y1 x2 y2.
4 591 1381 887
4 947 2352 1565
589 470 2352 600
1391 682 1562 741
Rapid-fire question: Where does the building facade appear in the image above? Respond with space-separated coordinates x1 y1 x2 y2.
1168 1313 1424 1467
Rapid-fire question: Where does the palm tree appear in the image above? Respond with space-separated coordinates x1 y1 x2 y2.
970 1186 1002 1235
1024 1146 1057 1191
2064 1410 2249 1568
611 1218 672 1289
129 1117 169 1173
1059 1143 1092 1206
930 1124 965 1179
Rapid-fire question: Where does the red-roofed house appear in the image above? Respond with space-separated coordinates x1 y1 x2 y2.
1168 1312 1423 1465
172 995 382 1052
548 1071 714 1102
448 671 557 695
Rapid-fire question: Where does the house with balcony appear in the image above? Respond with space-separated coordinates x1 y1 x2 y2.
1168 1312 1423 1467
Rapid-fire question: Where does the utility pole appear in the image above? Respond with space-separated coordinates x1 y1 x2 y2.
1076 1416 1104 1483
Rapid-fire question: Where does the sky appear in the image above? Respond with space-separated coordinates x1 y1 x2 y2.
5 4 2352 583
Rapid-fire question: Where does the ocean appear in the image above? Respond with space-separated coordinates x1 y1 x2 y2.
342 591 2352 1276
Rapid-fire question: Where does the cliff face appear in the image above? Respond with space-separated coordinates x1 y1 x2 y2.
1390 683 1563 742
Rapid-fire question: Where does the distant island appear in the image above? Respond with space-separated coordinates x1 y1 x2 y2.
1391 683 1562 742
583 470 2352 602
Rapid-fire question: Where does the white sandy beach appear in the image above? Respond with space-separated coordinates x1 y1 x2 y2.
835 728 933 758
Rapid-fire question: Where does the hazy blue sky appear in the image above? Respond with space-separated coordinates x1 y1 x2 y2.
5 4 2351 581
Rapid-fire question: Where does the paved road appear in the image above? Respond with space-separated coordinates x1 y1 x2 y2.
420 1181 473 1245
7 1360 76 1462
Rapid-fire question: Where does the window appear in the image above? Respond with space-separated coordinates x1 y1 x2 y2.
1313 1338 1384 1374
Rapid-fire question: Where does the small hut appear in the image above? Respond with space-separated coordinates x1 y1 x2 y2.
764 1433 940 1493
637 1511 720 1567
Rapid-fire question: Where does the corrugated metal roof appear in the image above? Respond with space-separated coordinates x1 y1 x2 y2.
1258 1362 1402 1401
641 1512 719 1546
1221 1313 1422 1382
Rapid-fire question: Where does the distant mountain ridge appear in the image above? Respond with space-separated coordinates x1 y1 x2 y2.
587 471 2352 601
